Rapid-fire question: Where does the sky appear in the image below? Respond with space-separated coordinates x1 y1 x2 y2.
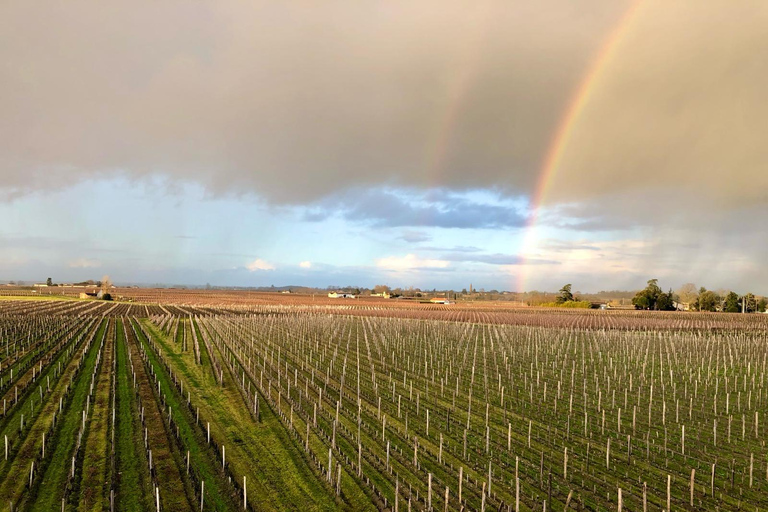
1 0 767 293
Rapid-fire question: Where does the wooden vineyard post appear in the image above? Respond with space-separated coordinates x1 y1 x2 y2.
200 481 205 512
481 482 486 512
488 460 492 495
357 441 361 478
606 437 610 469
428 473 432 510
711 463 715 496
515 477 520 512
666 474 671 512
548 471 551 506
681 425 685 456
618 487 622 512
585 443 589 473
243 476 247 510
563 447 568 480
690 469 695 507
458 467 463 504
528 420 532 448
395 478 399 512
444 486 449 512
643 481 647 512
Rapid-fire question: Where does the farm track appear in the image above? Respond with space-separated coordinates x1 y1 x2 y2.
130 318 235 511
124 319 196 511
77 319 115 512
114 319 152 512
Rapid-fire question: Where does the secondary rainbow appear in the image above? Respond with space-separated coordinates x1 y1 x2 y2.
517 0 645 293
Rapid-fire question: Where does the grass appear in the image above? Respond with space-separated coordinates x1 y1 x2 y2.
144 318 355 511
131 318 235 511
114 318 153 512
124 320 195 511
77 320 115 512
195 319 379 511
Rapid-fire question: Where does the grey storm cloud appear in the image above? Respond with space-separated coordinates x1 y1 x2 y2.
305 189 528 229
0 0 632 203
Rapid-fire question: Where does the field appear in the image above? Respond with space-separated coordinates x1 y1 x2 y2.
0 293 766 511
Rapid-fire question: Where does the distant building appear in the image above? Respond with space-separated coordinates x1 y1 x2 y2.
328 292 356 299
430 297 450 304
371 292 391 299
33 283 48 287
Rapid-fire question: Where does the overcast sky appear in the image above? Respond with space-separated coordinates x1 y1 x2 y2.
2 0 767 292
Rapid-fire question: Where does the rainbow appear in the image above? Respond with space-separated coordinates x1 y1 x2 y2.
516 0 645 292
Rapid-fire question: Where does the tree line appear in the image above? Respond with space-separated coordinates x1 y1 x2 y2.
633 279 766 312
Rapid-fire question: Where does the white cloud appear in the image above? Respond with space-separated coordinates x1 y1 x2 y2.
246 259 275 271
299 261 312 269
68 258 101 268
375 254 450 271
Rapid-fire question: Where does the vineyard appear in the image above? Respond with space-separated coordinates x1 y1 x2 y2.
0 297 766 511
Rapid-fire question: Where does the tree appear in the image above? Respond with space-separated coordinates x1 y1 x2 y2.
633 279 661 310
741 293 757 313
631 279 676 311
758 298 767 313
46 277 52 287
724 291 740 313
676 283 698 305
656 289 676 311
101 275 112 293
695 289 720 312
556 284 575 304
